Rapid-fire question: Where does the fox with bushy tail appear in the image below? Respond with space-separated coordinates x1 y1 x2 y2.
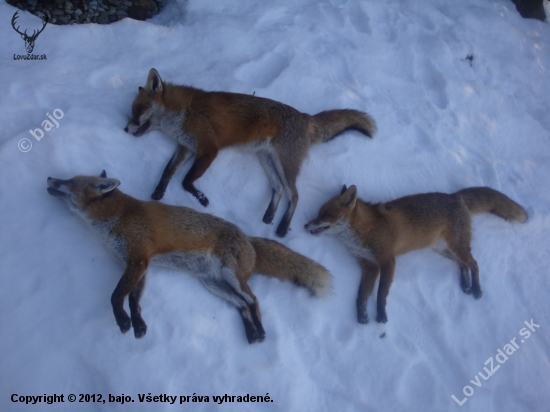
125 68 376 237
305 185 527 325
47 172 331 344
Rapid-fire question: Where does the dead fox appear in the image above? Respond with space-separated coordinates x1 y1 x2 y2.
47 172 331 344
124 68 377 237
305 185 527 324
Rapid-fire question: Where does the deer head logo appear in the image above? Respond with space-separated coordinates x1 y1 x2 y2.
11 11 47 54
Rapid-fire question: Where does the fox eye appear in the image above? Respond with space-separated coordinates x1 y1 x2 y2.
137 105 151 119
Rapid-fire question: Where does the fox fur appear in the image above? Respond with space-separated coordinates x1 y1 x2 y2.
305 185 527 324
47 172 331 344
125 68 377 237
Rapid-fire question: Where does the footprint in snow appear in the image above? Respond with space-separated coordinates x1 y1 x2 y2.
235 52 291 88
415 59 449 110
346 2 371 34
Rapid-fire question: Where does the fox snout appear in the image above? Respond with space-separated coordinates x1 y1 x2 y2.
47 177 68 198
304 220 331 235
124 119 151 137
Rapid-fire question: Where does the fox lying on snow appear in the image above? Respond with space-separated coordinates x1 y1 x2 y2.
124 68 376 237
47 172 331 344
305 185 527 324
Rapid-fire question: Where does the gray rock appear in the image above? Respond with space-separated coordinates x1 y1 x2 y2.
74 8 82 16
26 0 38 7
35 11 46 18
50 17 57 23
57 14 71 24
116 9 128 16
108 14 117 22
109 6 116 14
124 1 132 6
65 1 73 10
127 5 149 20
97 10 109 23
52 9 65 15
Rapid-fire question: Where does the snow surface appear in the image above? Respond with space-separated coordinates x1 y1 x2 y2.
1 0 550 410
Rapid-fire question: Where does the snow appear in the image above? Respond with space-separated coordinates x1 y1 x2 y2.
1 0 550 410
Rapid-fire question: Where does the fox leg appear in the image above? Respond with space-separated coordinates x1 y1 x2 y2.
376 258 396 323
128 276 147 338
111 260 149 335
447 245 481 299
257 150 285 224
222 265 265 343
182 149 218 207
152 145 188 200
201 277 265 344
237 280 265 341
437 249 472 295
356 259 380 324
275 172 299 238
444 222 482 299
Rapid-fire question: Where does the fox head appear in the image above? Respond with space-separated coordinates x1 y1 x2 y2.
124 68 165 137
47 171 120 213
305 185 358 236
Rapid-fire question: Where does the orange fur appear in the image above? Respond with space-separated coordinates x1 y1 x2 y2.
305 185 527 324
47 173 331 343
125 68 376 237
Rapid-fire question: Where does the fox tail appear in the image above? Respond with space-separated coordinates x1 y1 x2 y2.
310 109 377 144
249 236 332 297
456 187 527 223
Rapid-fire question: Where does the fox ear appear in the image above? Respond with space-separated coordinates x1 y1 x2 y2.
145 68 162 93
341 185 348 195
340 185 357 208
92 178 120 194
100 170 107 178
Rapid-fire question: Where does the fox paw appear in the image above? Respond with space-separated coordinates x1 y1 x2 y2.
473 288 483 299
462 286 472 295
246 329 265 345
117 317 132 334
275 224 289 238
357 312 369 324
133 323 147 339
375 312 388 324
461 278 472 294
151 190 164 201
196 193 209 207
262 213 274 225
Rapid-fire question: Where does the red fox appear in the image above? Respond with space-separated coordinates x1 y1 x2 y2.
124 68 377 237
305 185 527 324
47 172 331 344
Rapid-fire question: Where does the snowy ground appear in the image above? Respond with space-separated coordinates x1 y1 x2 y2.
1 0 550 410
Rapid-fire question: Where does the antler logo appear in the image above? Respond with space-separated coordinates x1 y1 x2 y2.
11 11 47 54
